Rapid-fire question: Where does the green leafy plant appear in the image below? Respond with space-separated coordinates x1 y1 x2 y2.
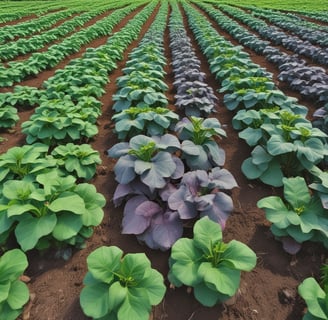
0 106 19 129
0 169 105 251
80 246 166 320
257 176 328 254
242 121 328 187
0 249 29 320
175 116 226 170
0 143 56 183
232 107 308 146
168 217 257 306
298 264 328 319
112 106 179 140
51 143 101 180
21 97 99 145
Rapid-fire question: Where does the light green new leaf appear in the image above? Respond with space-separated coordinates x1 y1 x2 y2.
0 249 28 283
298 277 328 319
120 253 149 283
87 246 122 284
193 217 222 253
7 280 29 310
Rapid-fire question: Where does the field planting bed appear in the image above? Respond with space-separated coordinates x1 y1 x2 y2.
0 1 328 319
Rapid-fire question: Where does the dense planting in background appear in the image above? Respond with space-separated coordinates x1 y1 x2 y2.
0 0 327 319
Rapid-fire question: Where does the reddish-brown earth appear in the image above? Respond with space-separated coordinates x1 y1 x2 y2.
0 2 326 320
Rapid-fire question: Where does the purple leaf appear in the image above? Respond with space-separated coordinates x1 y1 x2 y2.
199 193 233 229
281 236 302 255
122 196 152 235
135 201 163 218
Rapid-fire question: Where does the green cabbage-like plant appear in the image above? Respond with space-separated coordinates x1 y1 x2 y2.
112 106 179 140
0 169 105 251
21 98 99 145
0 106 19 129
0 249 29 320
168 217 257 306
108 134 183 191
242 121 328 187
80 246 166 320
51 143 101 180
0 143 56 184
232 107 308 146
298 264 328 320
175 116 226 170
257 176 328 254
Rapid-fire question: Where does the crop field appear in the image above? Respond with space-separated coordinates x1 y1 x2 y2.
0 0 327 319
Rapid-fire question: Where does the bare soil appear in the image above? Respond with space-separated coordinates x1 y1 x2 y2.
0 3 326 320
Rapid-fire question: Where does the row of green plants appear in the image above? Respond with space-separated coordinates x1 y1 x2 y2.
0 1 146 88
0 1 78 25
183 2 328 318
0 1 145 132
0 9 76 45
0 4 116 62
0 2 160 319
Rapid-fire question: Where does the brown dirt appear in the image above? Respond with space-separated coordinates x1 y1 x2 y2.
0 3 326 320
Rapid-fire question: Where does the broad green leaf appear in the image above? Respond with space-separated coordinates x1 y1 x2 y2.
139 269 166 305
259 159 284 187
221 240 257 271
48 194 85 214
87 246 122 283
283 177 311 208
170 238 203 286
108 282 128 312
52 213 83 241
7 204 40 217
193 217 222 253
298 278 327 319
193 282 224 306
198 262 240 297
117 288 150 320
267 135 295 155
258 196 296 228
80 283 109 318
0 249 28 283
0 302 21 320
120 253 149 283
7 280 29 310
15 214 57 251
0 282 10 303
